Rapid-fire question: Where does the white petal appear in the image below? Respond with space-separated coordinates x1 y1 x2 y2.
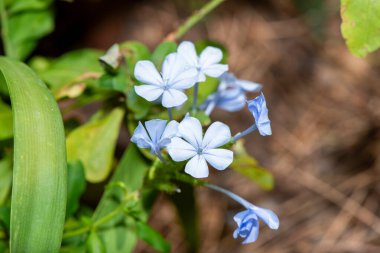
202 64 228 78
233 209 252 225
236 80 262 92
134 85 163 102
161 120 179 140
250 206 280 230
199 46 223 67
170 67 198 89
134 60 163 86
184 155 209 178
203 148 233 170
202 121 231 149
167 137 196 162
130 122 152 149
161 89 188 108
178 116 203 148
197 72 206 83
177 41 199 66
162 53 185 82
144 119 167 144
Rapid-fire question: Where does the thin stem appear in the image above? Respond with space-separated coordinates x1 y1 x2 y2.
205 101 216 116
167 107 173 120
232 124 257 142
192 83 199 112
62 206 124 239
206 183 252 209
166 0 226 41
0 0 13 58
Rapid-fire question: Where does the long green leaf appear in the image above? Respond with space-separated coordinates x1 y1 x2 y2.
0 57 67 252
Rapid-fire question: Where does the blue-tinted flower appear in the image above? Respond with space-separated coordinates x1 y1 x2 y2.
219 72 262 92
167 116 233 178
131 119 179 158
177 41 228 82
206 184 279 244
247 93 271 136
134 53 198 108
233 206 279 244
200 87 246 115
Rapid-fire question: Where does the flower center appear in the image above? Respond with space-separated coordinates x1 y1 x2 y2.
197 147 204 154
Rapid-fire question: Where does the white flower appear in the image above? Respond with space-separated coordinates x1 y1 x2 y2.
134 53 198 108
167 116 233 178
177 41 228 82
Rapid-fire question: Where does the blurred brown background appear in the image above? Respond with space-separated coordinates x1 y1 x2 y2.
40 0 380 252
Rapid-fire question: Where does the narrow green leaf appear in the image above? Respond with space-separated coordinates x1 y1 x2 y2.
341 0 380 57
0 100 12 140
0 154 12 205
0 57 67 252
67 161 87 217
136 221 171 253
66 108 124 183
151 42 177 68
231 141 274 190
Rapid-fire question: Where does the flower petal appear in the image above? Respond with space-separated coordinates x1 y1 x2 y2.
202 63 228 78
170 67 198 89
135 85 163 102
248 93 272 136
236 80 262 92
161 120 179 140
161 89 188 108
203 148 233 170
144 119 167 144
130 122 152 149
217 89 246 112
199 46 223 67
202 121 231 149
242 219 259 244
178 116 203 148
177 41 199 66
162 53 185 82
250 206 280 230
184 155 209 178
167 137 196 161
233 209 252 226
134 60 163 86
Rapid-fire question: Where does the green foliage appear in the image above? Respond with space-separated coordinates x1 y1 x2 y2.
66 108 124 183
29 49 104 92
341 0 380 57
231 141 274 190
120 41 151 73
127 88 152 120
66 161 87 217
169 182 199 253
0 0 54 60
86 232 105 253
0 57 67 252
0 100 12 140
136 221 171 253
151 41 177 68
0 154 12 206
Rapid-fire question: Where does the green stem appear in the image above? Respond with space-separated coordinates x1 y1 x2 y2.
171 0 226 40
62 206 125 239
0 1 13 58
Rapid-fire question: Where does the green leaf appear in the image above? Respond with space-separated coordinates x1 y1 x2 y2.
169 182 199 253
127 88 152 120
231 141 274 190
30 49 103 90
0 57 67 252
86 232 105 253
120 41 150 73
136 221 170 253
0 154 12 205
92 144 150 253
151 42 177 68
8 0 52 13
0 100 12 140
66 108 124 183
341 0 380 57
66 161 87 217
0 207 10 233
97 71 127 93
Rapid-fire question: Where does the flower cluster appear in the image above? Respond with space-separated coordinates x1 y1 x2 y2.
131 41 278 243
